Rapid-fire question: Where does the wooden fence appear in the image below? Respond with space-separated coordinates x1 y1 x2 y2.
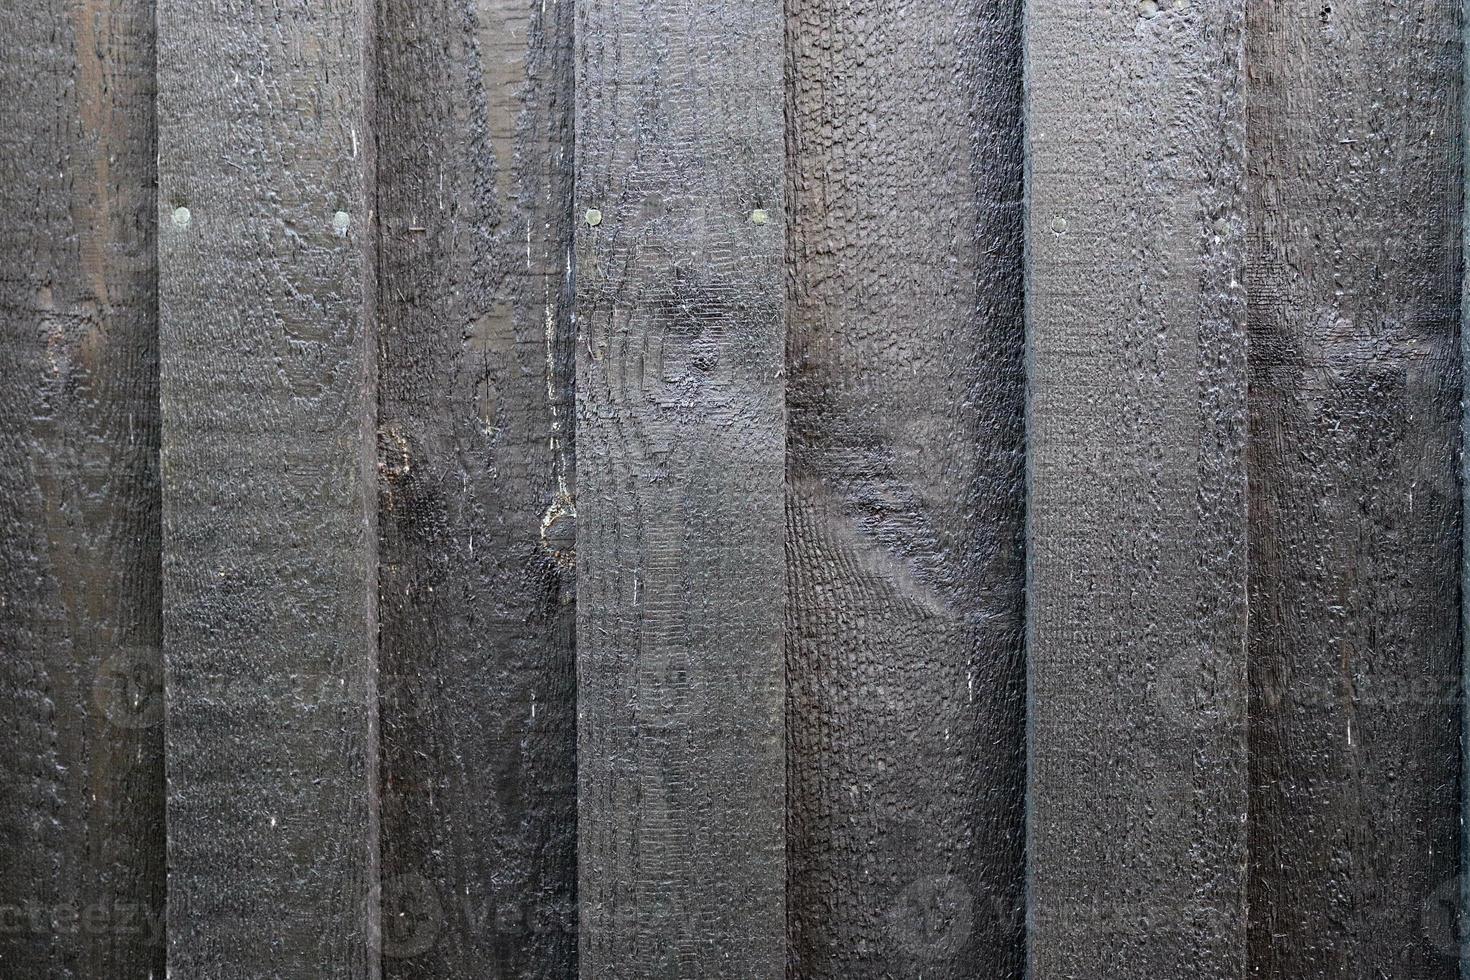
0 0 1463 977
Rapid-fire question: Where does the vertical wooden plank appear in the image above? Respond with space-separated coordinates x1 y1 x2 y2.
785 0 1026 976
376 0 577 972
1247 3 1462 977
574 0 785 974
0 0 163 975
1464 7 1470 976
1025 2 1248 976
156 0 379 976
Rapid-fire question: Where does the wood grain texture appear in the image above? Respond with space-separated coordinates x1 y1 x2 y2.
1246 3 1462 976
0 0 164 975
376 0 577 973
574 0 786 974
156 0 379 976
1025 2 1249 976
785 0 1026 976
1464 5 1470 975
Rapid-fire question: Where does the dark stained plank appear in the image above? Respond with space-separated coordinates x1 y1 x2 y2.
1025 2 1249 976
1463 14 1470 979
156 0 379 975
0 0 165 976
1246 3 1462 976
375 0 577 973
574 0 786 974
785 0 1026 975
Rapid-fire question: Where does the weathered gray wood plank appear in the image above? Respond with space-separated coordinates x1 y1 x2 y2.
1247 3 1462 976
376 0 577 972
0 0 164 975
1025 2 1249 976
785 0 1026 975
574 0 786 974
157 0 379 975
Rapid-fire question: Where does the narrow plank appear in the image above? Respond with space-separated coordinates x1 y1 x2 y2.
1463 11 1470 977
376 0 577 973
785 0 1026 975
156 0 379 975
0 0 164 975
1246 3 1462 976
574 0 786 973
1025 2 1249 976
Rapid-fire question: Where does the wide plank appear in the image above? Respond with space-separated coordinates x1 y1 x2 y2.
157 0 379 975
1025 3 1250 975
1247 2 1462 975
376 0 578 972
575 0 787 973
785 0 1027 975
